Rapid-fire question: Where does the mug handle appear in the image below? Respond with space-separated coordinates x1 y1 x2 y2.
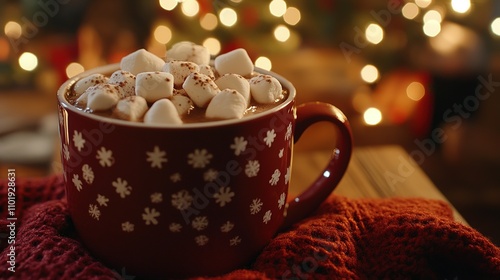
281 102 353 230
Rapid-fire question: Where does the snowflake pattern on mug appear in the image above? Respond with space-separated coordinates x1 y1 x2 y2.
66 114 294 248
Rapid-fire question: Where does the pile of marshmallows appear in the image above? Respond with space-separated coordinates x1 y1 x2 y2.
72 42 284 124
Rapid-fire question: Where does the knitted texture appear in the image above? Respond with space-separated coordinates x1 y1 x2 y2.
0 175 499 279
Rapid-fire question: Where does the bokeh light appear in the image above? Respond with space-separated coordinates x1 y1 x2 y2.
365 23 384 44
423 20 441 37
402 3 419 20
200 13 218 31
158 0 177 11
274 25 290 42
360 64 379 83
18 52 38 71
181 0 199 17
283 7 301 25
363 107 382 126
255 56 272 71
203 37 221 56
491 18 500 36
4 21 22 39
219 8 238 27
415 0 432 8
406 82 426 101
451 0 471 14
153 25 172 44
66 62 85 78
269 0 287 17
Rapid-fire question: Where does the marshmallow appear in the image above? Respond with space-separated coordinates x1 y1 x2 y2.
162 60 200 88
182 72 219 108
144 99 183 125
108 70 136 98
215 74 251 105
249 74 283 104
113 96 148 122
86 84 121 111
120 49 165 75
166 41 210 65
170 94 194 115
135 71 174 103
206 89 248 120
214 48 254 76
74 74 108 97
199 64 216 80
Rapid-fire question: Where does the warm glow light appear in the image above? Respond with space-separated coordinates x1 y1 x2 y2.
451 0 471 14
66 62 85 78
200 13 218 31
0 38 10 60
19 52 38 71
269 0 287 17
360 64 379 83
365 23 384 44
423 10 443 23
430 22 471 54
283 7 301 25
415 0 432 8
491 18 500 36
402 3 419 20
363 107 382 126
219 8 237 27
4 21 22 39
159 0 177 11
406 82 426 101
274 25 290 42
423 20 441 37
154 25 172 44
203 37 221 56
255 56 272 71
181 0 199 17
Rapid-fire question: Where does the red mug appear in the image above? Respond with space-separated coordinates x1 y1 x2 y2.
57 64 352 278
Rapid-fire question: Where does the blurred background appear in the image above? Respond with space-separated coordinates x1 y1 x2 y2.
0 0 499 244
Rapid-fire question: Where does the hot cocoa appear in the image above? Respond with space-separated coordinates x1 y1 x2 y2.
66 43 288 124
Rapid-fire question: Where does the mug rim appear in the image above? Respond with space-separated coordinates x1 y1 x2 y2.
57 63 296 129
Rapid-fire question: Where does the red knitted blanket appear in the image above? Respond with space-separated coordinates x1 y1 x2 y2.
0 175 499 279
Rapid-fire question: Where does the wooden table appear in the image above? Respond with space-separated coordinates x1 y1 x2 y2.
290 145 468 225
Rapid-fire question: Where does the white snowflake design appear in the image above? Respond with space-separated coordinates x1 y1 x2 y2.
170 173 181 183
250 198 263 215
63 144 70 161
96 194 109 206
220 221 234 233
203 169 218 182
72 174 83 192
263 210 272 224
82 164 94 184
88 204 100 220
245 160 260 177
72 130 86 152
195 235 209 246
169 223 182 232
264 129 276 147
112 177 132 198
142 207 160 225
278 148 284 158
229 236 242 246
121 221 134 232
278 192 286 209
284 167 291 184
191 216 209 231
96 147 114 167
230 136 247 156
187 149 213 168
150 192 163 203
146 146 167 169
269 169 281 186
285 122 292 141
171 190 193 210
213 187 235 207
